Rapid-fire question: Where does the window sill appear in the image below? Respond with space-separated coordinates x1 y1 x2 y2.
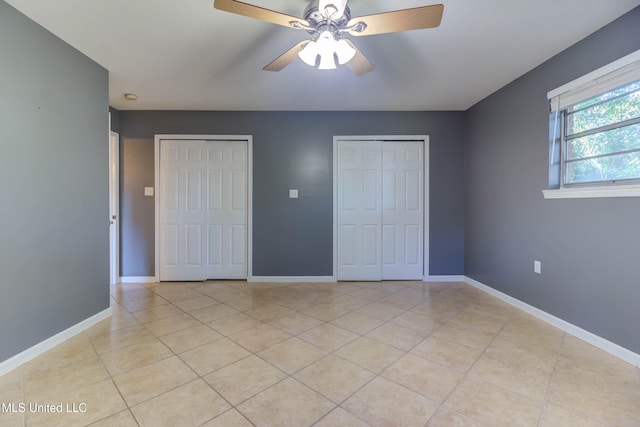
542 184 640 199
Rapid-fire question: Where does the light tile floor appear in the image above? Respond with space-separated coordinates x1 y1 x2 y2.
1 281 639 426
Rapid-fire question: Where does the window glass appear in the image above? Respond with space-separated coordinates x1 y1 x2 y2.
567 82 640 135
566 151 640 184
561 80 640 186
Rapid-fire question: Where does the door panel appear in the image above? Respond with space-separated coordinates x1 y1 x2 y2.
231 170 246 211
341 170 357 211
382 170 396 210
186 170 203 211
208 145 223 163
231 225 246 266
339 225 356 266
382 224 397 266
162 225 179 266
186 224 203 265
363 225 379 265
363 169 379 211
208 225 223 265
405 170 421 211
165 169 180 211
208 170 223 211
404 224 420 265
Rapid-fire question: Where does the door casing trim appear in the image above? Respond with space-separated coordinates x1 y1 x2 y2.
109 130 120 285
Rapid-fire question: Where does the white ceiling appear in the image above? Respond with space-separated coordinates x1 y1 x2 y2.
6 0 640 111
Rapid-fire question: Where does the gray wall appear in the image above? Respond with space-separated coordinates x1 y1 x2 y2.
466 7 640 353
0 1 110 362
121 138 155 277
119 111 466 277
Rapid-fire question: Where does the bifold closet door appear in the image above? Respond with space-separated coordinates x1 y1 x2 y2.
159 140 207 281
336 140 424 281
159 139 247 281
206 141 247 279
381 141 424 280
336 141 383 281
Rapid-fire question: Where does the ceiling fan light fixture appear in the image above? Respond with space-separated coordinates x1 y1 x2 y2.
318 52 337 70
299 31 347 70
298 41 319 66
335 39 356 65
316 31 336 55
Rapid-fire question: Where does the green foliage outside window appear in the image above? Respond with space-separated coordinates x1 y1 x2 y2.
565 81 640 184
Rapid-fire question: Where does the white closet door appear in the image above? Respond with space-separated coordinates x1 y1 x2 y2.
206 141 247 279
337 141 383 281
381 141 424 280
159 140 207 281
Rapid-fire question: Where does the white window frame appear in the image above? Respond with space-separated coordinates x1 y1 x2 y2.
543 49 640 199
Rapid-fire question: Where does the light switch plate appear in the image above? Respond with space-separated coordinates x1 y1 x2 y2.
144 187 154 197
289 189 299 199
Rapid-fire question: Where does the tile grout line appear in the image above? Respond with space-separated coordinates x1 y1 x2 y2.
427 308 515 424
104 300 143 426
537 335 612 427
80 299 142 426
534 331 564 427
20 365 25 427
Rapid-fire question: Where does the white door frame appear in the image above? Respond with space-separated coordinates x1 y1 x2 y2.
154 135 253 282
109 130 120 285
333 135 430 281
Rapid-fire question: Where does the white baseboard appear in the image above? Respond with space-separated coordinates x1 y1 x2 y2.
424 275 465 282
0 308 112 376
120 276 157 284
463 276 640 368
248 276 337 283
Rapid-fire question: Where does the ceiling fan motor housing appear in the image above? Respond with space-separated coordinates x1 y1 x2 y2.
303 0 351 31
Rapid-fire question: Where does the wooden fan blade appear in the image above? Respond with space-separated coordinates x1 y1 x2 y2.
348 4 444 37
214 0 308 28
263 41 308 72
344 40 375 76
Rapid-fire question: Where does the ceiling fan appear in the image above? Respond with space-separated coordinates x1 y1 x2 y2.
213 0 444 76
